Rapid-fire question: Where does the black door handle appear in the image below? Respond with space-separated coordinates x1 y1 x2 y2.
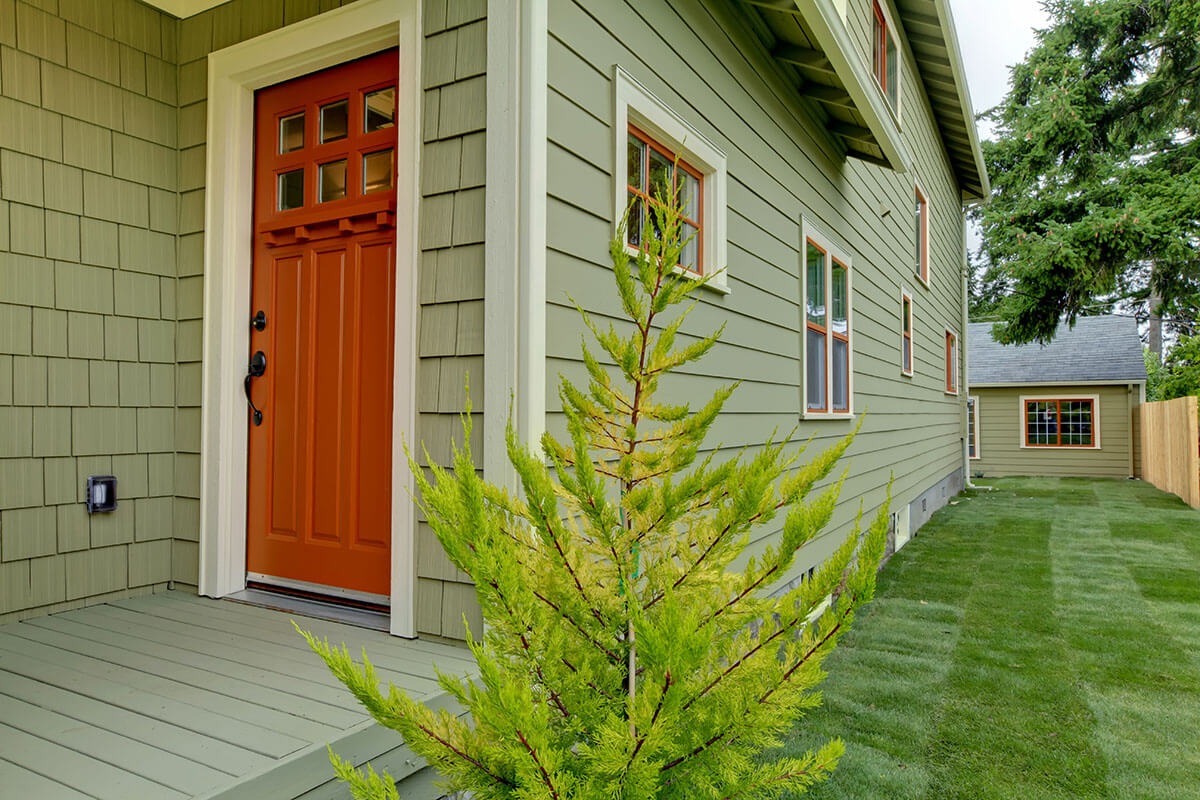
245 350 267 426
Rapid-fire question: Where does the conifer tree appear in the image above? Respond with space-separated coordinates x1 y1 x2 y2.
302 182 889 800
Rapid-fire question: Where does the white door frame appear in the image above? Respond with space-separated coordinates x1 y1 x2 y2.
197 0 421 638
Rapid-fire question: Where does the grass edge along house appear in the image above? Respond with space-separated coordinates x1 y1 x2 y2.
0 0 986 797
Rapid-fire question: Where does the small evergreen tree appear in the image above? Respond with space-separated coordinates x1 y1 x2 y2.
302 184 889 800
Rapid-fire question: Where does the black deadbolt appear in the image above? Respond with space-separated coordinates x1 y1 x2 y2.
251 310 267 331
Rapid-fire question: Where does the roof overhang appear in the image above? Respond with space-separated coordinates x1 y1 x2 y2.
741 0 912 172
893 0 990 202
970 380 1147 389
138 0 226 18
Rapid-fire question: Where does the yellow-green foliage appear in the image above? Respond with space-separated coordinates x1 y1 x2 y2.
303 186 889 799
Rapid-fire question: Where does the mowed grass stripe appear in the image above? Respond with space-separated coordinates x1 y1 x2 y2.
778 477 1200 799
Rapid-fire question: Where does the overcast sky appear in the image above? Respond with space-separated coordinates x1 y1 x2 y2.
946 0 1051 141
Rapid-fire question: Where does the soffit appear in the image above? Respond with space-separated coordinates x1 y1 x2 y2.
139 0 228 18
740 0 910 172
892 0 990 202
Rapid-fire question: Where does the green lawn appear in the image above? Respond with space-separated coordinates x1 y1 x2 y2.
781 477 1200 800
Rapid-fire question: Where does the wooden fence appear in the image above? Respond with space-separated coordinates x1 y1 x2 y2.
1135 395 1200 507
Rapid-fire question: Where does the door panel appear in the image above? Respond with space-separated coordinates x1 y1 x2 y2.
246 50 399 598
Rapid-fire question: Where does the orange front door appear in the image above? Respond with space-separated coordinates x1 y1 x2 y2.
245 50 400 599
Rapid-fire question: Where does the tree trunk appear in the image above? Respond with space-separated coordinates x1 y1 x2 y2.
1149 288 1164 364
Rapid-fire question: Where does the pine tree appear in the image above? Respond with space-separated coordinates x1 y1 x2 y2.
301 182 889 800
975 0 1200 345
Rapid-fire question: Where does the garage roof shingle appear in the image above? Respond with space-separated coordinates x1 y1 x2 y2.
968 316 1147 386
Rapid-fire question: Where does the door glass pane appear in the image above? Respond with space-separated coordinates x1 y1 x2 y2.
320 99 349 143
319 159 347 202
279 112 304 153
628 134 645 189
806 242 825 327
364 88 395 131
278 168 304 210
363 149 393 194
832 337 848 411
831 261 848 335
807 328 826 411
680 222 699 273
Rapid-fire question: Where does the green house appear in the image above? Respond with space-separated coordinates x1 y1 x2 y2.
0 0 987 796
966 316 1148 479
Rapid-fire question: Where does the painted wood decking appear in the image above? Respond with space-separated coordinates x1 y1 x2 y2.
0 590 477 800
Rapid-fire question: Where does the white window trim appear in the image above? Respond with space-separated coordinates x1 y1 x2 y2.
871 0 903 124
914 178 930 289
613 66 729 294
197 0 421 638
968 395 980 459
1018 394 1102 450
900 287 914 377
944 326 959 395
801 219 854 420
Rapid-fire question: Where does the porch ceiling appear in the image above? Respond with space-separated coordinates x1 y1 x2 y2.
0 591 476 800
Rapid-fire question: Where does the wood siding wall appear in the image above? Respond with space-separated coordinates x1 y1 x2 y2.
0 0 484 634
1134 395 1200 508
545 0 968 589
970 385 1136 479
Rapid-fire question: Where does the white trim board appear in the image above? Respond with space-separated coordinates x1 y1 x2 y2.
197 0 422 638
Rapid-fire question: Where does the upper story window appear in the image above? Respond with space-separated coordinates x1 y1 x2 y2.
614 67 728 293
626 125 703 275
944 328 958 394
804 225 852 417
901 290 913 376
872 0 900 112
1023 397 1098 448
915 183 929 285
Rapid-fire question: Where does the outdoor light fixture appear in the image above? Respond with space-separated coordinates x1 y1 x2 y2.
86 475 118 513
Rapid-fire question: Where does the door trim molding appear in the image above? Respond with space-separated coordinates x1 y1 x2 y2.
198 0 421 638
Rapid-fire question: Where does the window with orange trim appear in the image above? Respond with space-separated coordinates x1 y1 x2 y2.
804 230 852 415
626 124 703 275
901 291 913 376
915 184 928 284
872 1 899 111
944 329 957 393
1025 399 1095 447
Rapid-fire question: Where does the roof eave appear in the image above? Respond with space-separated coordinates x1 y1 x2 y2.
793 0 914 173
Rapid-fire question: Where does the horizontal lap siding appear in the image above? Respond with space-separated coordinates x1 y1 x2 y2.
971 385 1134 479
546 0 967 588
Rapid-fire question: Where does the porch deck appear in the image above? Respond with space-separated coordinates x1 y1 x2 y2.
0 590 477 799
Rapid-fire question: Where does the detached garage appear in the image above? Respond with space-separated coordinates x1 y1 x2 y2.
967 316 1147 479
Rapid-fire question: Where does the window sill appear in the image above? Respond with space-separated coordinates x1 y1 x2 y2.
945 389 959 396
1019 444 1100 451
622 244 730 295
900 368 913 378
802 411 856 421
916 273 931 290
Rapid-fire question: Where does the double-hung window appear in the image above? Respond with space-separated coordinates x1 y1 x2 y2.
944 329 958 394
900 290 913 376
967 396 979 459
614 67 729 293
626 125 703 275
804 227 852 416
1023 397 1098 448
872 0 899 112
914 184 929 285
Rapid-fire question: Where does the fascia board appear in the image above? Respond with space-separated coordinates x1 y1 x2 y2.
930 0 991 200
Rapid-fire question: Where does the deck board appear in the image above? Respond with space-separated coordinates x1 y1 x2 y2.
0 591 477 799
